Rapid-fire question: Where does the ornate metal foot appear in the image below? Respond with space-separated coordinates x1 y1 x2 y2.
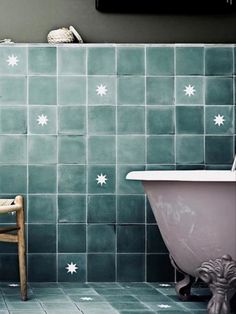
196 254 236 314
170 255 195 301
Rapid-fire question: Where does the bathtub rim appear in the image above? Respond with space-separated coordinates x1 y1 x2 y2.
126 170 236 182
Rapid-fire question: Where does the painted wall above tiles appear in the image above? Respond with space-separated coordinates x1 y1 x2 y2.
0 44 235 282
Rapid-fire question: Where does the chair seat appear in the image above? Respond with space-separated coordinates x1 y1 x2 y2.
0 199 14 206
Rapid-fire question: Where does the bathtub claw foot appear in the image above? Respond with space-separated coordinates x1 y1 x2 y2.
170 255 195 301
196 254 236 314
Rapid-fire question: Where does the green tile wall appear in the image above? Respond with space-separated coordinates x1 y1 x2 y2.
0 44 235 283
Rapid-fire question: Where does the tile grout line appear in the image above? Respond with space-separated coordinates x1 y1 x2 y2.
203 45 206 167
174 46 177 172
85 46 89 283
173 46 177 282
144 45 147 282
56 45 59 282
115 45 118 282
26 44 29 281
232 48 235 159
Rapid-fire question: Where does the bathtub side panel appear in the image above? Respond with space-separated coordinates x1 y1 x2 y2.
143 181 236 276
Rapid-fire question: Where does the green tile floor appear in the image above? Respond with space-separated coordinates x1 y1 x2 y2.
1 282 233 314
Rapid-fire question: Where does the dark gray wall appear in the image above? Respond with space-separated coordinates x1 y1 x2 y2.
0 0 235 43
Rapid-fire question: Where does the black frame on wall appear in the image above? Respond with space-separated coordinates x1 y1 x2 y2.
96 0 234 13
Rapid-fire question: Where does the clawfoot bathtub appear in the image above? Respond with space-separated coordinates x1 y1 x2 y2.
126 170 236 314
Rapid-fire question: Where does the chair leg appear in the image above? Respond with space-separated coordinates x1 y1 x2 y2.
15 196 27 301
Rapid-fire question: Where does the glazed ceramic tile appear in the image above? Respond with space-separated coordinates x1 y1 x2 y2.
146 77 174 105
29 76 57 105
205 47 233 75
176 47 204 75
28 47 56 74
88 47 115 75
176 77 204 105
118 76 145 105
146 47 174 76
58 47 86 75
117 47 145 75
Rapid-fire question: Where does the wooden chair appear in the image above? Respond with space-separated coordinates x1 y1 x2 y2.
0 195 27 301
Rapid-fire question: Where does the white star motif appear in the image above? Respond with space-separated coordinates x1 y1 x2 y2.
8 212 15 216
214 114 225 126
184 84 196 97
8 283 19 287
6 54 19 67
80 297 93 301
96 84 108 96
96 173 107 186
158 304 172 309
37 114 48 126
66 262 78 275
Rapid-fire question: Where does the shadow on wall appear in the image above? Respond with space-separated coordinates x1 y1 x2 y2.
0 0 235 42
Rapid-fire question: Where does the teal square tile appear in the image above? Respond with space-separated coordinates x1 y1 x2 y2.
176 106 204 134
117 47 145 75
29 106 57 134
0 106 27 134
205 77 233 105
147 106 175 134
28 135 57 164
205 106 233 134
28 254 56 282
0 77 26 104
58 76 86 105
58 47 85 75
28 195 57 223
118 76 145 105
147 254 174 282
146 77 174 105
58 195 86 223
87 254 115 281
88 195 116 223
28 165 57 193
176 47 204 75
117 106 145 134
0 255 19 281
88 76 116 105
0 135 26 163
29 76 57 105
58 224 86 253
88 224 116 253
176 136 204 164
147 136 175 164
58 253 86 282
59 106 86 134
146 47 174 76
88 106 116 134
176 77 204 104
147 225 167 253
117 136 145 164
0 47 26 74
28 47 56 74
205 47 233 75
88 165 116 194
117 195 145 223
117 165 145 194
205 136 233 164
117 254 145 282
28 224 56 253
117 225 145 253
88 47 115 75
88 136 116 164
0 165 26 193
58 135 86 164
58 165 86 193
